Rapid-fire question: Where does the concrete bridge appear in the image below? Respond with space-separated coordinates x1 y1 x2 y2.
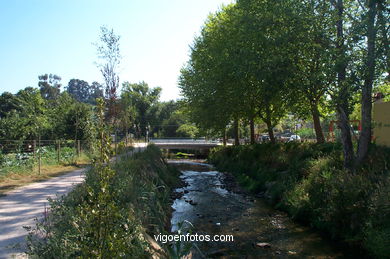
149 138 222 150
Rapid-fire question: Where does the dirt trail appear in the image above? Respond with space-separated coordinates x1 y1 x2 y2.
0 168 85 258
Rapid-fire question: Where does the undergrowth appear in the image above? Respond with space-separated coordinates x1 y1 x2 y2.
26 99 180 258
209 142 390 258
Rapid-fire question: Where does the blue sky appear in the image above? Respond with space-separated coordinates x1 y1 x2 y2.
0 0 233 101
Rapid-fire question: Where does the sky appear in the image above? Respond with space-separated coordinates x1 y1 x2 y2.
0 0 234 101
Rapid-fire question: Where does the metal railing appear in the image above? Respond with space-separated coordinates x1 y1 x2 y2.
149 138 220 144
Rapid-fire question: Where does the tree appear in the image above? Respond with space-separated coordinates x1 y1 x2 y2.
356 0 380 165
179 4 247 144
89 81 104 104
180 1 299 144
286 0 335 144
121 82 161 138
0 92 18 118
66 79 104 104
66 79 91 103
95 26 121 122
327 0 385 168
117 96 136 136
38 74 62 101
16 87 48 139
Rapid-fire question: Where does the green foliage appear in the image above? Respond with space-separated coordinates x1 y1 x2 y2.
26 99 179 257
296 128 316 139
121 81 161 138
38 74 61 101
209 143 390 257
66 79 104 104
27 145 178 258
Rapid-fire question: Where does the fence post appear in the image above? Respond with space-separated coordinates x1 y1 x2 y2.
115 131 117 155
33 140 36 158
38 136 41 175
57 140 61 163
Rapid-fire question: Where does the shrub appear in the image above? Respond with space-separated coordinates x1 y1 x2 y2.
209 143 390 258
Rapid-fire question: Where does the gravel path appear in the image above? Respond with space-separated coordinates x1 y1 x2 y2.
0 168 85 258
0 143 147 258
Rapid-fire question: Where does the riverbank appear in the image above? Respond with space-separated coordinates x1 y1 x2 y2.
209 143 390 258
25 145 180 258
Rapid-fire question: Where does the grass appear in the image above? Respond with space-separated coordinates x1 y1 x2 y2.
26 145 181 258
0 151 90 195
0 142 134 195
209 142 390 258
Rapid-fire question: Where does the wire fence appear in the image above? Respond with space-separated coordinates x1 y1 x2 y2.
0 135 138 177
0 139 90 176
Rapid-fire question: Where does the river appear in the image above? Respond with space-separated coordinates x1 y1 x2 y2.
168 160 347 258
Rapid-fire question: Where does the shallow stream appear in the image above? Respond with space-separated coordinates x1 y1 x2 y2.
169 160 347 258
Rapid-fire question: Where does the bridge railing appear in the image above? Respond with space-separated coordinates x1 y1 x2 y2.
149 138 220 144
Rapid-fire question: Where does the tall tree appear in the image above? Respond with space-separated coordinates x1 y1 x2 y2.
357 0 379 165
66 79 90 103
89 81 104 104
38 74 61 101
121 81 161 138
0 92 18 118
287 0 335 144
95 26 121 122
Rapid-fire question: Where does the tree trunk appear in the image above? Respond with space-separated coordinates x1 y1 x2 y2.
378 2 390 82
311 103 325 144
223 128 227 146
338 107 355 169
250 118 255 144
265 119 275 144
335 0 355 169
233 119 240 146
357 0 377 165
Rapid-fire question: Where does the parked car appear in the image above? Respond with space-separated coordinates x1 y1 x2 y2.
288 134 301 142
260 134 270 142
276 132 293 142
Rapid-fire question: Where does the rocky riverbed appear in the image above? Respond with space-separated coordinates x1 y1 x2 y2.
168 160 348 258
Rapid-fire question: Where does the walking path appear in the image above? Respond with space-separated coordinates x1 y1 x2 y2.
0 143 147 258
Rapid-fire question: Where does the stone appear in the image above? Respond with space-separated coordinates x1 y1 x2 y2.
256 242 271 248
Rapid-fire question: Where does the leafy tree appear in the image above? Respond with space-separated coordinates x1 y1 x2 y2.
66 79 104 104
179 5 245 144
46 92 95 142
285 0 335 143
116 95 136 136
89 81 104 104
0 92 18 118
147 100 179 137
181 1 299 144
66 79 90 103
121 81 161 138
325 0 387 168
38 74 62 101
16 87 48 139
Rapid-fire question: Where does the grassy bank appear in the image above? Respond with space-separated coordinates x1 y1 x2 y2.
0 148 90 195
209 143 390 258
26 145 180 258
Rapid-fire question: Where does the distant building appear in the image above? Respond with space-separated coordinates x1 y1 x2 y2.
373 101 390 147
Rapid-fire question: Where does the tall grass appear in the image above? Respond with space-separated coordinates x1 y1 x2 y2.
26 145 179 258
209 143 390 258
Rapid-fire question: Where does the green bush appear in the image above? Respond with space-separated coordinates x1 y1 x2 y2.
209 143 390 258
26 145 179 258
